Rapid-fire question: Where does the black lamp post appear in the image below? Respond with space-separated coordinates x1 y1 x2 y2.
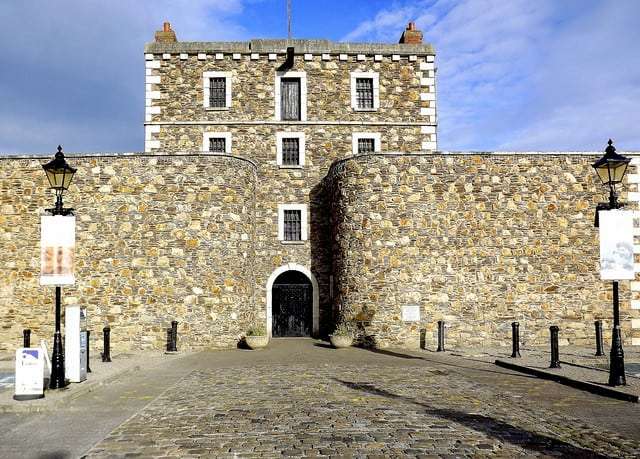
42 146 77 389
592 139 630 386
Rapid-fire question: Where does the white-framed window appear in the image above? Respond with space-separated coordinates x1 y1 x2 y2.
275 71 307 121
278 204 308 242
202 132 232 153
350 71 380 111
276 132 306 167
203 71 232 109
352 132 381 155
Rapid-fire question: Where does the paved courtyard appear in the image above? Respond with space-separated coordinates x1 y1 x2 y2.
84 340 640 458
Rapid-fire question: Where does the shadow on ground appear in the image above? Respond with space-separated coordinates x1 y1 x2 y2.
333 378 609 459
365 347 538 379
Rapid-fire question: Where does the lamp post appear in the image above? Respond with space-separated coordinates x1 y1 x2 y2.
42 146 77 389
592 139 630 386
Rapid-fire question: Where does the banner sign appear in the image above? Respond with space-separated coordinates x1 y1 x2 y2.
40 215 75 286
599 210 635 280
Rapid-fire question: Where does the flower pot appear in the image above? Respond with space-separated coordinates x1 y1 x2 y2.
329 334 353 349
245 335 269 349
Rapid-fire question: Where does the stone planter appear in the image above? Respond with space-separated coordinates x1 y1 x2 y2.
245 335 269 350
329 334 353 349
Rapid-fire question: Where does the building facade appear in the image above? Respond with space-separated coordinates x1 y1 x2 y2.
1 23 639 352
143 22 437 341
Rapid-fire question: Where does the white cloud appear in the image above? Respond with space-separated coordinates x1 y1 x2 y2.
342 0 640 151
0 0 249 154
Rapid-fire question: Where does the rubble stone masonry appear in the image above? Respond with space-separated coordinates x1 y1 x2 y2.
328 153 640 349
1 152 639 352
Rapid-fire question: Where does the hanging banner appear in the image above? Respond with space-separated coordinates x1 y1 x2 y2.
599 210 635 280
40 215 75 286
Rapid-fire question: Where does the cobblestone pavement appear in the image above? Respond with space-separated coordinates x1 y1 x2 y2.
87 342 640 458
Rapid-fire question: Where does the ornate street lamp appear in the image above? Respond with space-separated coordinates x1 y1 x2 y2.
42 146 77 216
42 146 76 389
592 139 630 386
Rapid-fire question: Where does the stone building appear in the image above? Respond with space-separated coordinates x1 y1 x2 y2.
0 22 639 352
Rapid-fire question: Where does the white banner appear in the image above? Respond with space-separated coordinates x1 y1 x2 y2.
599 210 635 280
40 215 75 286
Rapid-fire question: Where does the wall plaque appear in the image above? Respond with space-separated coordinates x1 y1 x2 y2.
402 305 421 322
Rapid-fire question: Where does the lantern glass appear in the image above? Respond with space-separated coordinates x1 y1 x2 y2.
595 164 611 185
610 161 629 184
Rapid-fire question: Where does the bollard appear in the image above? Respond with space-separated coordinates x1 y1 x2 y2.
86 330 92 373
511 322 521 358
594 320 605 357
23 329 31 348
437 320 445 352
166 328 173 352
549 325 560 368
419 328 426 350
171 321 178 352
102 326 112 362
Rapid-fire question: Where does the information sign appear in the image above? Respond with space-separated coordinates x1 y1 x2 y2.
402 305 421 322
14 348 44 401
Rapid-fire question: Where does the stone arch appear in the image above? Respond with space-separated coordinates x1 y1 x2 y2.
266 263 319 337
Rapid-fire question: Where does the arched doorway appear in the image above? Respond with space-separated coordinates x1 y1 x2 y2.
266 263 319 337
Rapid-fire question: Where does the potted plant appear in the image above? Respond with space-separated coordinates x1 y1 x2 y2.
245 323 269 350
329 321 354 349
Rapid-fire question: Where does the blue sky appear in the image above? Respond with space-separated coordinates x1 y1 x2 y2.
0 0 638 154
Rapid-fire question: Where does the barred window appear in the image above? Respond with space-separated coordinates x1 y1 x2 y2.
281 138 300 166
209 137 226 153
209 77 226 108
283 210 301 241
356 78 374 109
357 138 375 154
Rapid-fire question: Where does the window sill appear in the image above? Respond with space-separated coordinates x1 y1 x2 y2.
205 107 230 111
280 240 306 245
278 165 304 169
352 108 379 112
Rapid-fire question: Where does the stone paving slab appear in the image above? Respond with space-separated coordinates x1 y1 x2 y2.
86 346 640 458
0 351 191 413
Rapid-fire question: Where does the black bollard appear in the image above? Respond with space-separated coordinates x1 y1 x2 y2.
171 321 178 352
23 329 31 348
511 322 521 358
594 320 604 357
166 328 173 352
437 320 445 352
419 328 426 350
102 326 112 362
549 326 560 368
86 330 92 373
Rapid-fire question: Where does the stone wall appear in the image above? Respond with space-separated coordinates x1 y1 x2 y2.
328 153 640 349
0 154 257 353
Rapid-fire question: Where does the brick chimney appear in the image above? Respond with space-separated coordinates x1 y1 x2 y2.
155 22 177 43
399 22 422 44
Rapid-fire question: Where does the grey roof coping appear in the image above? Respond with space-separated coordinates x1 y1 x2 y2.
2 151 639 161
144 38 435 55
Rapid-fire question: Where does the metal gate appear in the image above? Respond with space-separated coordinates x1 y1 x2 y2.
272 283 311 337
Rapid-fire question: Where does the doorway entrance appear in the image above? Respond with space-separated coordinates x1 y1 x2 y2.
272 270 312 337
